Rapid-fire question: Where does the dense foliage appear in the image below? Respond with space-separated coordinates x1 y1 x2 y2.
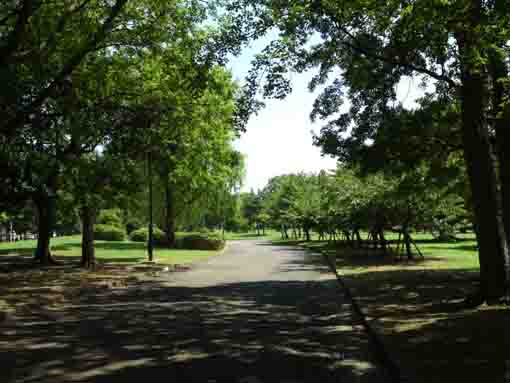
0 0 247 268
246 165 469 258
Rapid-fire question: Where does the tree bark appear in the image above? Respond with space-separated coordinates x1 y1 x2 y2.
33 195 57 264
456 5 509 301
80 205 96 269
489 51 510 244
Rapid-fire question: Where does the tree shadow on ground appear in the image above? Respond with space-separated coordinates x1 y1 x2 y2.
0 255 382 383
0 248 34 256
341 268 510 383
288 243 509 383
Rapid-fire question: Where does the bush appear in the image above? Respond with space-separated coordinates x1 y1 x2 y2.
97 209 123 228
176 234 225 250
129 227 166 244
125 220 142 235
94 224 127 241
431 218 457 242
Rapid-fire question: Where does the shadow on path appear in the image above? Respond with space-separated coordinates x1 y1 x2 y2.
1 257 381 383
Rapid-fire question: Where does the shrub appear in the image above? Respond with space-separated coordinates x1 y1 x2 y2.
94 224 127 241
196 227 211 235
130 227 166 244
125 220 142 235
431 218 457 242
176 234 225 250
97 209 123 228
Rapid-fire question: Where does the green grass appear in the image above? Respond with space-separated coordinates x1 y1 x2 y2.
277 232 509 383
0 235 219 265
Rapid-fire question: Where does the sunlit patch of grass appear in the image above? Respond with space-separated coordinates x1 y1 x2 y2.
0 235 220 265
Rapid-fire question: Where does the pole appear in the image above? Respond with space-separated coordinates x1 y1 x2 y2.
148 151 154 262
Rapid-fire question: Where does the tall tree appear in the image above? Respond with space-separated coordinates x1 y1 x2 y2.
225 0 510 301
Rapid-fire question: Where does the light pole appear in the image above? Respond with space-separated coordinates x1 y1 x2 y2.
147 150 154 262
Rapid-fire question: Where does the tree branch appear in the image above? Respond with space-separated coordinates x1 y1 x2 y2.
333 22 459 89
2 0 129 138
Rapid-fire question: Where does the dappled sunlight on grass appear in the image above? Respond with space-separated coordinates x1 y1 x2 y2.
282 232 510 383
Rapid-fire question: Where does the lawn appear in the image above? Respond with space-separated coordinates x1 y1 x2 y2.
276 233 510 383
0 235 220 265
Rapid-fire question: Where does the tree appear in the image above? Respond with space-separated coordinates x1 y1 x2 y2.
224 0 510 301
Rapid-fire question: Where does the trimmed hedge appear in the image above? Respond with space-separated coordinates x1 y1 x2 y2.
129 227 166 243
176 234 225 251
94 224 127 241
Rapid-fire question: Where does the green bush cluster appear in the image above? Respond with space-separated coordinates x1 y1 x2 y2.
129 227 166 244
94 224 127 241
97 209 123 227
176 234 225 250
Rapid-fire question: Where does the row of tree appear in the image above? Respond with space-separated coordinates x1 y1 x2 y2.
0 0 247 267
243 163 468 258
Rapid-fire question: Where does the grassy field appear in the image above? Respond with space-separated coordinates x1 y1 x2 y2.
274 233 509 383
0 235 219 265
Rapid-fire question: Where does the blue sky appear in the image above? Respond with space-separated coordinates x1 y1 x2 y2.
228 39 338 192
228 38 425 192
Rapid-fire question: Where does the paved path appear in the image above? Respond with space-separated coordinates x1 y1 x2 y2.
2 240 384 382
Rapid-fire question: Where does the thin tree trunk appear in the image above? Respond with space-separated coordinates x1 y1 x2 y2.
354 229 362 248
456 7 509 301
403 228 413 260
80 205 96 269
379 229 387 255
304 226 311 242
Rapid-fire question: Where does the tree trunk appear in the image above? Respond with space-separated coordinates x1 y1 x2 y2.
403 229 413 260
165 182 176 247
378 229 387 255
80 205 96 269
456 9 509 301
343 230 351 245
490 50 510 245
33 195 57 264
304 226 311 242
354 229 362 248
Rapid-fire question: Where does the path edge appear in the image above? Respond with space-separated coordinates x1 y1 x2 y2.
321 252 409 383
